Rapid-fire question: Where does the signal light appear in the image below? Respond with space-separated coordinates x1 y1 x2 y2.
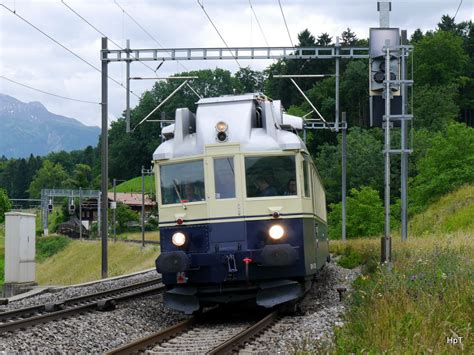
69 199 75 214
217 131 228 142
48 198 53 213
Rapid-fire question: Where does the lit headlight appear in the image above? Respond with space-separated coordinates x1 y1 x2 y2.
172 232 186 246
269 225 285 240
216 121 228 132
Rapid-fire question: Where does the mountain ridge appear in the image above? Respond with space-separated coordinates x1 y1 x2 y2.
0 94 100 158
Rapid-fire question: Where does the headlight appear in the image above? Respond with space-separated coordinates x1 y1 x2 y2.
269 225 285 240
216 121 228 132
172 232 186 246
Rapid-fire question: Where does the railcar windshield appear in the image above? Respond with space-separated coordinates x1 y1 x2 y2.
245 155 297 198
160 160 205 205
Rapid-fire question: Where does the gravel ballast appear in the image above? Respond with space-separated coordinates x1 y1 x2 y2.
240 259 362 353
0 270 159 312
0 260 360 353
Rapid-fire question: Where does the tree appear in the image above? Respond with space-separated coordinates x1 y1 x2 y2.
234 67 264 93
410 123 474 213
115 203 139 233
317 32 332 46
413 30 468 87
66 164 93 188
0 188 12 223
328 186 385 239
341 28 358 46
438 15 457 32
341 60 369 126
413 84 459 131
28 160 68 198
316 128 384 205
411 28 424 43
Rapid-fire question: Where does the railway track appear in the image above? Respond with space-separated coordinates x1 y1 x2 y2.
0 277 165 333
106 308 279 354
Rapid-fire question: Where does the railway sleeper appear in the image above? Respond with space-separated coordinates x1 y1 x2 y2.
97 299 117 312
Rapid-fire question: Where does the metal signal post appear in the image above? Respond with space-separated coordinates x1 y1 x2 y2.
101 37 108 279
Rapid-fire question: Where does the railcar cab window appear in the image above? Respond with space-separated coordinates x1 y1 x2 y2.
214 157 236 199
245 156 297 198
160 160 205 205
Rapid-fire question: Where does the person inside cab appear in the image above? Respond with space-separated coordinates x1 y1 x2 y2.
255 176 278 197
285 178 297 195
183 183 201 202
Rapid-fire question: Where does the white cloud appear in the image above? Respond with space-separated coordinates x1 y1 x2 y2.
0 0 471 127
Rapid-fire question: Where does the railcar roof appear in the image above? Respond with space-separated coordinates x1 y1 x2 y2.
197 93 263 105
153 93 307 161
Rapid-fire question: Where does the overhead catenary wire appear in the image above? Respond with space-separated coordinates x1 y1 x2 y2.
196 0 242 69
0 3 140 99
277 0 294 48
0 75 101 105
61 0 157 75
113 0 189 72
248 0 270 47
453 0 464 20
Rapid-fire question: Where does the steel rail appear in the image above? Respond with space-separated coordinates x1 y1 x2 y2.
118 239 160 245
105 317 196 355
106 309 279 354
207 310 279 354
0 278 164 333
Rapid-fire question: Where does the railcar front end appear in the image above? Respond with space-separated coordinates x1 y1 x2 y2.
153 94 329 314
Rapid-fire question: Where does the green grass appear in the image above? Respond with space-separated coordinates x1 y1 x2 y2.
37 240 160 285
113 175 155 193
296 186 474 353
115 230 160 242
0 224 4 287
409 184 474 235
328 232 474 353
36 235 71 262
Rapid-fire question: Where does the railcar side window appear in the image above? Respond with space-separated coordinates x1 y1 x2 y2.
245 156 296 198
303 156 310 197
160 160 205 205
214 157 236 199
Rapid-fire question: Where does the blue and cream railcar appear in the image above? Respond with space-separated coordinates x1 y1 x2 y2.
153 94 329 314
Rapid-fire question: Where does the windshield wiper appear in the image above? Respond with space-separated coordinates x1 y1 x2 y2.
173 179 187 210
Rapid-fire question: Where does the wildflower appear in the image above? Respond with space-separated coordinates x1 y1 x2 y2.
377 293 383 298
442 273 447 280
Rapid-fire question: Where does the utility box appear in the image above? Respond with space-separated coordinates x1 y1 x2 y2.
3 212 36 297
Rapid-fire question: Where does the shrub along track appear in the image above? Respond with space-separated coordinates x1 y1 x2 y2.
0 277 164 333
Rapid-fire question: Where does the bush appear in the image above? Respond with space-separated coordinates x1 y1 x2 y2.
0 257 4 286
145 214 159 231
410 123 474 214
0 189 12 223
115 203 139 233
328 186 384 239
36 236 71 262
